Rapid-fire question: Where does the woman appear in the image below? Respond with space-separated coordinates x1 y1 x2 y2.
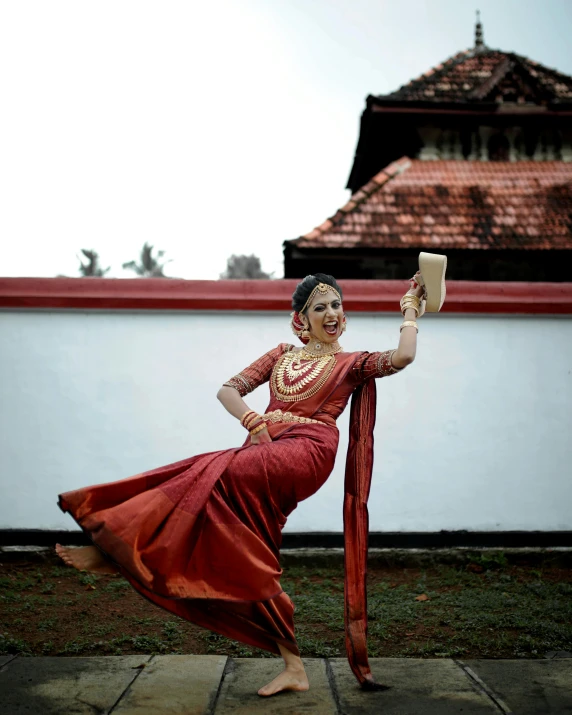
55 257 446 697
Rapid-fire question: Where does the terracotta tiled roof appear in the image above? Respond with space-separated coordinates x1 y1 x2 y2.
377 48 572 104
293 158 572 250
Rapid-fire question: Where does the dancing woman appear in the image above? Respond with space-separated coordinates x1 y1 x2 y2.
56 254 446 697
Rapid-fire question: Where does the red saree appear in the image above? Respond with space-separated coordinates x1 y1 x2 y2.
57 342 404 688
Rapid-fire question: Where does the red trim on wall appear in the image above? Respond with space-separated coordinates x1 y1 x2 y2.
0 277 571 314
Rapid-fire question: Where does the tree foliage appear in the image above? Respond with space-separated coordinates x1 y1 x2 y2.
77 249 110 277
122 242 173 277
220 254 273 279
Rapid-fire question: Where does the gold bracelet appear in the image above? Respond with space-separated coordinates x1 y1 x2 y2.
249 423 266 436
400 320 418 333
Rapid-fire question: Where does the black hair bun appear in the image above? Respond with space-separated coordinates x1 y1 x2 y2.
292 273 343 312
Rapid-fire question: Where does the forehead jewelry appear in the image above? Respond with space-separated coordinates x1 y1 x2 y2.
300 282 341 315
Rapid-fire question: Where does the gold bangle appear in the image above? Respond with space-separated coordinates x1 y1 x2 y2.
249 423 266 436
400 295 420 317
240 410 255 427
400 298 420 308
244 412 262 429
402 308 419 318
247 419 264 432
400 321 418 333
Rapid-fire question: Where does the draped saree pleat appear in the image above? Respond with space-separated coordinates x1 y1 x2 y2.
58 434 326 656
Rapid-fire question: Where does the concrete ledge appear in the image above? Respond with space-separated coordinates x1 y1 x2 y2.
0 655 153 714
113 655 227 714
280 546 572 568
462 659 572 714
330 658 499 713
2 544 572 567
3 528 572 551
1 656 570 714
214 658 336 714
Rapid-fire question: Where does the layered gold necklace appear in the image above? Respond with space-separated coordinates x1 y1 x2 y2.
271 341 343 402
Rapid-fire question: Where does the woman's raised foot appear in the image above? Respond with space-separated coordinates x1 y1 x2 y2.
257 664 309 697
55 544 118 574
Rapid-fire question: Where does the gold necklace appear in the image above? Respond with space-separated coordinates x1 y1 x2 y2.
301 339 343 358
271 351 338 402
285 357 317 381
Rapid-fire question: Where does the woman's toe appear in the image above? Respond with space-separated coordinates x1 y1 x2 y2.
55 544 71 565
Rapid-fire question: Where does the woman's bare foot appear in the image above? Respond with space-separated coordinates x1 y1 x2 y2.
55 544 118 574
258 643 309 697
257 665 309 697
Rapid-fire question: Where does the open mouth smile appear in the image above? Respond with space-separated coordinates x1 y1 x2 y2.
324 321 338 336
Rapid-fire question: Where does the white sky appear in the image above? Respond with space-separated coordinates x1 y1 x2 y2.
1 0 571 279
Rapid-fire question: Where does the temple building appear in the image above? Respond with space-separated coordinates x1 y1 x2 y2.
284 16 572 281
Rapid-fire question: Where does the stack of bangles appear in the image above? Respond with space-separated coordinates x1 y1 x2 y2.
240 410 267 436
399 294 420 333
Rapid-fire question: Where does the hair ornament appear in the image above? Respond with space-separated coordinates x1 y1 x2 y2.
300 282 342 315
290 311 311 344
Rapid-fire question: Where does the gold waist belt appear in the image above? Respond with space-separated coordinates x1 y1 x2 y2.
263 409 320 425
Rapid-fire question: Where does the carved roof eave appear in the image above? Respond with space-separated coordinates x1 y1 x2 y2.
365 95 572 116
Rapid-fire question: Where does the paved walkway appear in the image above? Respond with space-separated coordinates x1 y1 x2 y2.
1 653 571 714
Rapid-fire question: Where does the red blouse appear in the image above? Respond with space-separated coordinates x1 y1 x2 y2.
223 343 405 424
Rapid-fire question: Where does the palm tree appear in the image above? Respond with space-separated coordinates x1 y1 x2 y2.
220 254 273 279
77 249 111 277
122 242 173 277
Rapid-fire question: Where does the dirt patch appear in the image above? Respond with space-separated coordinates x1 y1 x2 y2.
1 554 571 659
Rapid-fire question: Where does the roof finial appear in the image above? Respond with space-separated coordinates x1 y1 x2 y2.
475 9 484 48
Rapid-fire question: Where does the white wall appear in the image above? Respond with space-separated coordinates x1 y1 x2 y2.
1 308 571 532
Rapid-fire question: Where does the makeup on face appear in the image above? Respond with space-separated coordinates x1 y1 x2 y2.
306 290 344 341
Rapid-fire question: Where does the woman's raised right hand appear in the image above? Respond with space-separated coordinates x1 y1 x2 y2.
407 272 425 298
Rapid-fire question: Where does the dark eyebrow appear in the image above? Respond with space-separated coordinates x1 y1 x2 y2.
312 299 340 308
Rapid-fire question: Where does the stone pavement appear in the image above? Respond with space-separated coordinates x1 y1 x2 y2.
1 653 571 714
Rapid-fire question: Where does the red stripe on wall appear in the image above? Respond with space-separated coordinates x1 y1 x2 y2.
0 277 571 314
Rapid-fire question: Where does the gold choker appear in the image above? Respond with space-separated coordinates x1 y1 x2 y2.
300 340 343 358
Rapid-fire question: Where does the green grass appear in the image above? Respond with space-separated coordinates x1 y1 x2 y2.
0 556 570 658
102 579 131 593
279 562 572 659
